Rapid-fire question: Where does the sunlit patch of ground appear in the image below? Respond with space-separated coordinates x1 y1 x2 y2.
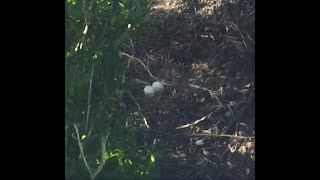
151 0 224 16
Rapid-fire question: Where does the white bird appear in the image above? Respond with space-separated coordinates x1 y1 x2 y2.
144 85 156 97
152 81 164 93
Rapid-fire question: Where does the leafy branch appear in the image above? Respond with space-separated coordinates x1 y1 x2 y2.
74 123 108 180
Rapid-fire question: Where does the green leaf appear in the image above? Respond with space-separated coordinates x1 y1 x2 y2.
150 154 155 163
96 159 100 165
66 51 72 58
81 134 86 140
104 152 110 160
119 2 124 8
93 53 98 60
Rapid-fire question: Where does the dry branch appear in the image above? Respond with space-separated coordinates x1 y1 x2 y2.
74 123 108 180
119 51 158 81
127 91 151 128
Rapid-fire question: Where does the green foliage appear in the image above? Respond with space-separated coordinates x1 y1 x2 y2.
65 0 162 179
97 128 165 179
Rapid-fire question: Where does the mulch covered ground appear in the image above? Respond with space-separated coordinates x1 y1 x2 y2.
122 0 255 179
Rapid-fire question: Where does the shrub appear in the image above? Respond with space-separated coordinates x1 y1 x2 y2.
65 0 161 179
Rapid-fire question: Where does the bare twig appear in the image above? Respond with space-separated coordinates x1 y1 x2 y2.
188 84 225 110
233 24 247 48
130 78 150 85
91 135 108 179
119 51 158 81
248 10 255 17
187 133 255 139
149 128 255 139
127 91 150 128
246 33 255 45
85 64 95 136
82 0 97 43
176 109 217 129
143 49 155 62
122 39 135 56
74 123 108 180
74 123 93 178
